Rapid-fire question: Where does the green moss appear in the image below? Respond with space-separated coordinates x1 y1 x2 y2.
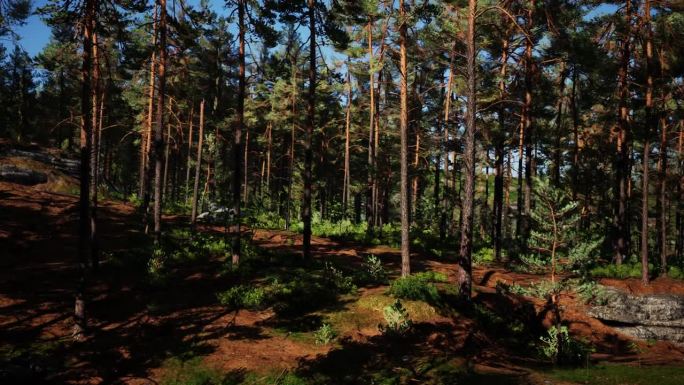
548 364 684 385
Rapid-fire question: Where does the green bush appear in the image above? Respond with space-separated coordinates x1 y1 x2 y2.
217 285 267 310
473 247 495 265
380 300 412 335
574 281 609 305
160 357 231 385
517 253 549 274
355 255 388 285
314 323 337 345
324 262 357 293
148 247 169 285
539 325 593 366
668 266 684 280
590 263 652 279
388 272 447 303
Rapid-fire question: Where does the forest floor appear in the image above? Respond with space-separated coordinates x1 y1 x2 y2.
3 179 684 384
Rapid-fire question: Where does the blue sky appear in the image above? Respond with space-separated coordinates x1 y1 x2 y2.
8 0 227 57
9 1 619 58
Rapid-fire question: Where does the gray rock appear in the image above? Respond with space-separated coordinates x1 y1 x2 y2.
5 148 79 177
0 165 48 185
589 288 684 344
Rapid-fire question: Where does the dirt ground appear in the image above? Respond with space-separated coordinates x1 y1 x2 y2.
2 180 684 384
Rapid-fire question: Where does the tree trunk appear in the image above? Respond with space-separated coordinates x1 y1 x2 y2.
141 3 157 212
522 1 535 248
614 0 632 265
570 66 580 200
75 0 95 341
303 0 315 258
367 17 375 232
285 64 297 230
399 0 410 277
185 105 194 201
191 100 205 224
343 63 352 214
90 30 100 272
552 61 567 187
641 138 651 285
231 0 246 264
658 112 668 273
457 0 477 300
162 111 171 198
640 0 655 285
152 0 167 245
441 46 456 241
493 30 508 260
458 0 477 300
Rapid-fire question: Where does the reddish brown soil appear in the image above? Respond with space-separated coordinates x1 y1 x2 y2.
3 180 684 384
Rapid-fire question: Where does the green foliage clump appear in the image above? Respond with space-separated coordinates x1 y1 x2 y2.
324 262 357 294
590 263 652 279
388 272 447 304
549 364 684 385
668 266 684 280
528 177 579 276
314 323 337 345
217 285 267 310
515 253 549 274
539 325 593 366
567 236 604 277
473 247 495 265
355 254 388 285
160 357 238 385
574 280 609 305
148 247 169 285
380 300 412 335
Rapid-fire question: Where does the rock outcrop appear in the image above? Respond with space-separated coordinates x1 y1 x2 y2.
589 288 684 344
0 165 48 185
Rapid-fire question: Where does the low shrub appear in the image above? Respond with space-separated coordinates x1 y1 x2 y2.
473 247 495 265
590 263 652 279
314 323 337 345
379 300 412 335
160 357 232 385
324 262 357 294
148 247 169 285
539 325 593 365
388 272 447 303
217 285 267 310
574 280 609 305
668 266 684 280
355 254 388 285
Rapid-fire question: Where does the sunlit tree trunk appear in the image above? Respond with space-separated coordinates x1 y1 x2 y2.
343 63 352 214
367 17 375 232
191 100 205 224
658 111 668 273
399 0 410 277
614 0 633 266
303 0 316 258
141 3 157 213
89 29 100 271
185 105 194 201
493 29 509 261
457 0 477 299
75 0 95 341
152 0 167 245
639 0 655 285
521 1 535 248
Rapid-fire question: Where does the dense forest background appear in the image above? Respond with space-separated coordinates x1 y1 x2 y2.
2 0 684 342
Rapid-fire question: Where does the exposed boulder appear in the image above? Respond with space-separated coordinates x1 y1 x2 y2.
197 203 234 224
5 148 79 177
589 288 684 344
0 165 48 185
